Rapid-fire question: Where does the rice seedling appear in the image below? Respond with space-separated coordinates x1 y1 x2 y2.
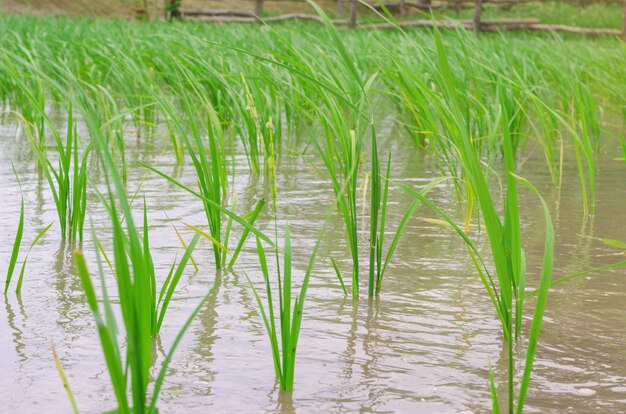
3 163 54 295
76 88 204 339
245 224 322 391
4 164 25 295
13 222 54 295
29 106 90 244
395 28 559 411
67 94 217 413
112 58 271 269
74 244 215 414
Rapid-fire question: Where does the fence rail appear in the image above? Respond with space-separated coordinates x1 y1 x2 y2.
163 0 626 38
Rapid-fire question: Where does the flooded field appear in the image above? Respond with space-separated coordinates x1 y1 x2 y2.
1 116 625 413
1 14 626 414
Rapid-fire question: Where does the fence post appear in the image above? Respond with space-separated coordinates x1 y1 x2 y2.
622 0 626 39
134 0 147 20
255 0 264 16
473 0 483 32
399 0 406 16
349 0 358 27
166 0 180 20
337 0 344 14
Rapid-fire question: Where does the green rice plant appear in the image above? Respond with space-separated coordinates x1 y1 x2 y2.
119 59 270 269
177 99 227 268
245 224 321 391
291 1 374 298
0 54 91 244
69 98 213 413
74 243 214 414
403 144 554 414
142 155 270 264
24 105 91 244
14 222 54 295
143 156 272 254
315 108 363 299
49 109 89 243
396 30 556 412
3 164 54 295
369 146 448 296
4 164 25 295
78 91 202 340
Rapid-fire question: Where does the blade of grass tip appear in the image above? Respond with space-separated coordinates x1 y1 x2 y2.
174 225 198 272
160 204 198 272
96 239 114 273
602 239 626 250
183 222 228 254
330 257 347 295
5 163 25 294
148 278 219 414
523 258 626 299
513 174 554 413
15 222 54 295
52 344 79 414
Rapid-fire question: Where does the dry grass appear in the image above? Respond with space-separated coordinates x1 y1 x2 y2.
1 0 137 17
0 0 341 18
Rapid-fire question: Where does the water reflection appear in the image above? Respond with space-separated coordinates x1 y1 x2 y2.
4 296 27 363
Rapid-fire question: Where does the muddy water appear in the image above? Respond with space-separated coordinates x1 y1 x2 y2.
0 119 625 414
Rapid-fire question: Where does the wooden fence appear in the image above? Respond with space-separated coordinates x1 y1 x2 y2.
162 0 626 38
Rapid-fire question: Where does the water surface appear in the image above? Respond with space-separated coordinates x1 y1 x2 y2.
0 118 625 413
